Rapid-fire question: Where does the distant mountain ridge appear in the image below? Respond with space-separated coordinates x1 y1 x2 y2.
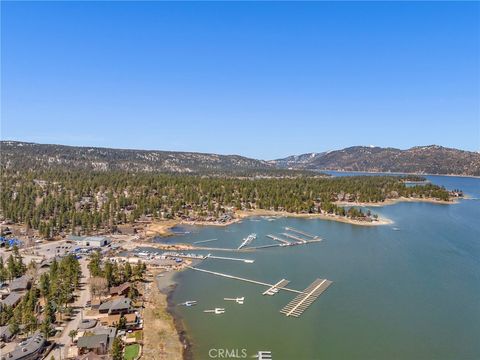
0 141 273 173
1 141 478 176
271 145 480 176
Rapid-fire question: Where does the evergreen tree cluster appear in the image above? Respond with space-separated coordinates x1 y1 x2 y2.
1 170 452 237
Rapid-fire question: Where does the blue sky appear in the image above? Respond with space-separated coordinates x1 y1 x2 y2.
1 1 479 159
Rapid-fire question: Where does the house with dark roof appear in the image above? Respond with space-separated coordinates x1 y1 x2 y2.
9 275 31 292
77 334 109 355
98 297 131 315
0 292 23 308
0 325 14 342
0 332 46 360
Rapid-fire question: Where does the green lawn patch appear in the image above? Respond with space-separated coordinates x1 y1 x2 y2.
124 344 140 360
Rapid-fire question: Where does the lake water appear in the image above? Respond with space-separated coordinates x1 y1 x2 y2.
159 174 480 360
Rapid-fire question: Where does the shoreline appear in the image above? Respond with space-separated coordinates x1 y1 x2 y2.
235 209 393 226
143 196 460 237
142 270 185 360
318 169 480 179
334 196 459 207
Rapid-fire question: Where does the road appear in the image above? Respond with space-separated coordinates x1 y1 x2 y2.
46 258 91 359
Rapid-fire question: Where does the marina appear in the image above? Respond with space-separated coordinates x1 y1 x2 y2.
187 266 333 316
280 278 333 318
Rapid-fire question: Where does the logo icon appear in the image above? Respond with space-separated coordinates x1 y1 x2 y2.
256 351 272 360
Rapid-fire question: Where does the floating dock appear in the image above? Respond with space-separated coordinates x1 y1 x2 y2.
284 227 318 239
266 234 290 244
262 279 290 296
281 233 308 244
280 278 332 317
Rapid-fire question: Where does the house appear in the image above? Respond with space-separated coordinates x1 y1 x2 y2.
0 332 46 360
99 314 121 327
9 275 31 292
98 297 131 315
0 325 14 342
124 313 140 329
77 334 109 355
90 298 101 310
109 283 131 296
0 292 23 308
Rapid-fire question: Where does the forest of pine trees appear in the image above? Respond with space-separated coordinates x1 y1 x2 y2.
0 170 453 238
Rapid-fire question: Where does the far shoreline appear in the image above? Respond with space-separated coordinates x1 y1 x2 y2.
317 169 480 179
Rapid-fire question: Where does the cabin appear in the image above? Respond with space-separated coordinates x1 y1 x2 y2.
0 292 24 309
9 275 31 292
0 332 46 360
109 283 131 297
77 334 109 355
98 297 131 315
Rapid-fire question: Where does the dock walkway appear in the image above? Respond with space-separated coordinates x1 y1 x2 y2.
280 278 332 317
266 234 290 244
187 266 303 294
284 227 318 239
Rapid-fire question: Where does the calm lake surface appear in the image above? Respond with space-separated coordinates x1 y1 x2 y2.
159 174 480 360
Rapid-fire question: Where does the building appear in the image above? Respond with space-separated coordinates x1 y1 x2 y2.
0 325 14 342
0 332 46 360
9 275 31 292
68 235 111 248
77 334 109 355
0 292 23 309
109 283 131 297
98 297 131 315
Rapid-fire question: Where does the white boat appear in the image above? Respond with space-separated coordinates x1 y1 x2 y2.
203 308 225 314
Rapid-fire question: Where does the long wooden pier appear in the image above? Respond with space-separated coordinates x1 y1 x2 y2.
187 266 303 294
280 278 332 317
284 227 318 239
266 234 290 244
